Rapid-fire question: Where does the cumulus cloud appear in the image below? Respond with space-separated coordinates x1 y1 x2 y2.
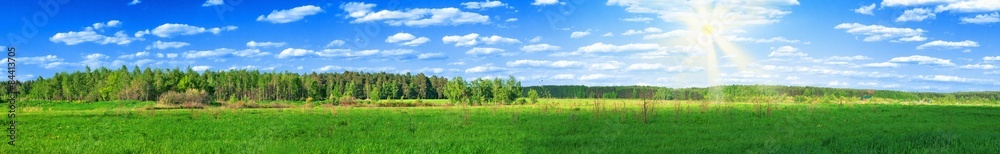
622 17 654 22
386 32 430 46
960 64 997 69
417 53 446 60
465 64 506 73
341 2 489 27
442 33 480 47
277 48 315 59
570 30 591 38
727 36 806 44
888 55 956 66
768 46 806 57
50 30 137 45
622 27 662 35
506 59 585 69
191 65 212 72
862 62 901 68
576 42 660 53
896 8 936 22
128 0 141 5
642 30 689 40
551 74 575 80
855 3 876 15
466 47 507 56
579 74 611 81
149 41 190 50
247 41 287 48
607 0 798 25
834 23 927 42
521 44 561 52
589 61 623 70
462 1 507 9
532 0 559 6
479 35 521 44
149 23 237 38
916 40 979 50
326 40 346 48
202 0 223 6
257 5 324 24
961 12 1000 24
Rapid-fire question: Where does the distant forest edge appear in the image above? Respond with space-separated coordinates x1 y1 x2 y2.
1 66 999 103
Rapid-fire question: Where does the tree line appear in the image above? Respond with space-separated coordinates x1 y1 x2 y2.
3 66 454 102
525 85 1000 102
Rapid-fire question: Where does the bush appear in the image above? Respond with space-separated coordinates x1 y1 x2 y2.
339 96 357 106
157 89 210 108
794 95 809 103
528 89 539 104
517 98 527 105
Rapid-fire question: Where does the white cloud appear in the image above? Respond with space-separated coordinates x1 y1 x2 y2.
246 41 286 48
315 49 417 60
570 30 591 38
233 49 272 57
607 0 798 26
959 64 997 69
828 81 850 86
466 47 507 56
462 1 507 9
202 0 223 6
149 41 190 50
961 12 1000 24
933 0 1000 13
191 65 211 72
727 36 805 44
579 74 611 81
50 30 137 45
85 20 122 31
881 0 955 7
442 33 479 47
128 0 141 5
862 62 901 68
834 23 927 42
898 35 928 42
916 75 974 83
888 55 956 66
855 3 876 15
642 30 689 40
896 8 936 22
622 27 662 35
589 61 623 70
768 46 806 57
479 35 521 44
386 32 430 46
532 0 559 6
602 32 614 37
184 48 238 59
622 17 654 22
149 23 237 38
506 18 518 22
985 56 1000 61
82 53 109 68
257 5 324 24
521 44 561 52
551 74 575 80
341 2 489 27
826 55 872 61
326 40 346 48
577 42 660 53
277 48 315 59
529 36 541 43
118 51 150 59
465 64 505 73
625 63 663 71
164 53 178 59
417 53 446 60
916 40 979 50
506 60 585 69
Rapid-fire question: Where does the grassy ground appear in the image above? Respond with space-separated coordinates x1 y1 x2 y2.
1 99 999 153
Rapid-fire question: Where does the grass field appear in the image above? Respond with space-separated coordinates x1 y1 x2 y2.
1 99 999 153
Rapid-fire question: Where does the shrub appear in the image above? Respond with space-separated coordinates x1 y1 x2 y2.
157 89 210 108
339 96 357 106
517 98 527 105
528 89 539 104
794 95 809 103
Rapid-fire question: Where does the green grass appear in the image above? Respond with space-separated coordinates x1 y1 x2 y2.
1 99 999 153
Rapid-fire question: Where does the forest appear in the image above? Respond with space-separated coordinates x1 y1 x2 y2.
2 66 999 104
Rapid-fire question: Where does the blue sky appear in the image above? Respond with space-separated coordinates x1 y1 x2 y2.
2 0 998 92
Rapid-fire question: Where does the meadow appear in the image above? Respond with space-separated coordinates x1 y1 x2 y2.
1 99 999 153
